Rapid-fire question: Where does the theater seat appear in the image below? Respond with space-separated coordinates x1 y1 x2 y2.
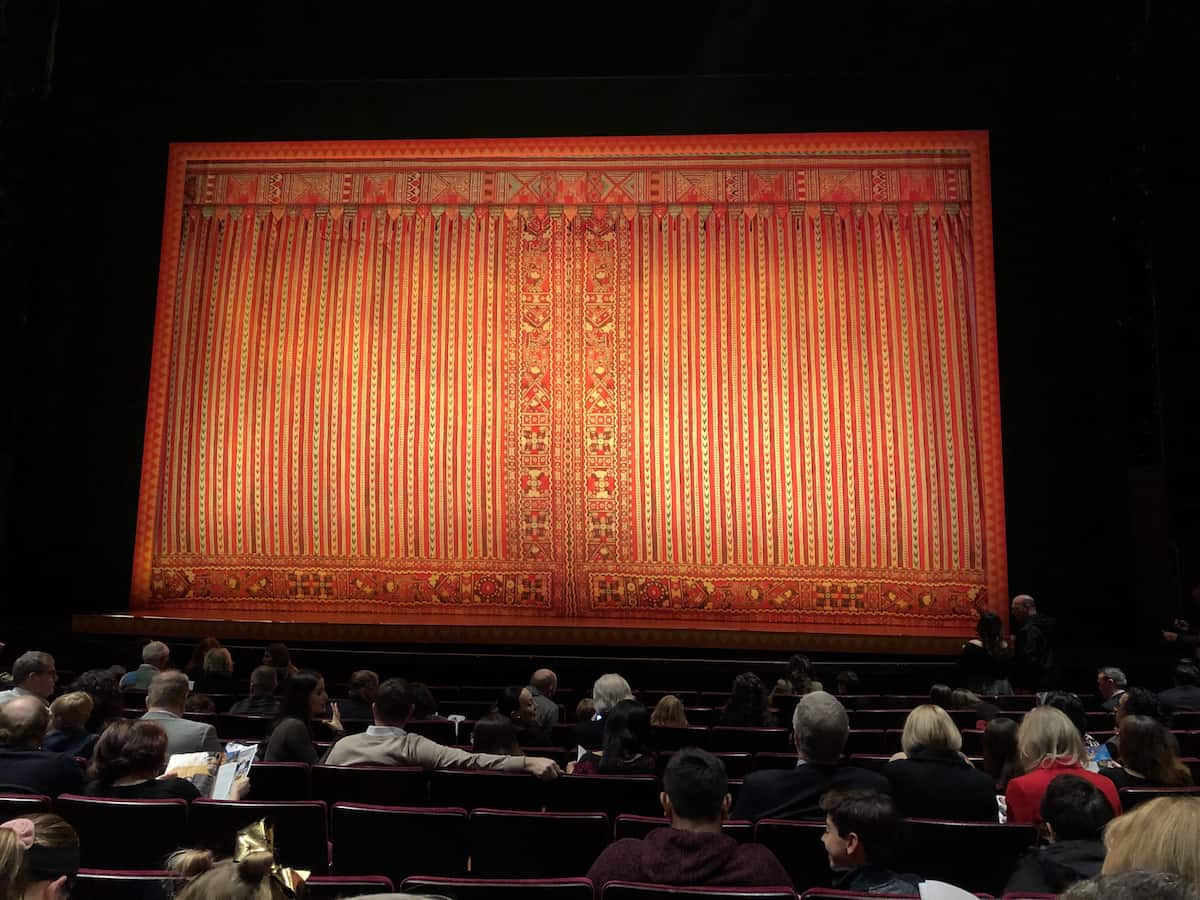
217 713 275 740
550 774 662 818
709 728 792 754
895 818 1036 895
469 808 610 877
188 799 329 874
405 717 458 744
752 818 832 892
714 752 754 778
331 803 467 884
614 814 753 842
305 875 395 898
429 768 547 810
72 869 185 900
311 763 429 806
652 725 712 751
247 761 310 800
55 795 189 870
600 882 797 899
799 890 920 899
401 875 595 899
0 793 51 820
1118 785 1200 809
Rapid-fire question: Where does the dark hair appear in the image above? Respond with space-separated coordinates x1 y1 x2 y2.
1119 716 1193 786
348 670 379 699
1060 872 1200 900
275 671 321 733
977 611 1008 657
663 748 729 821
495 686 524 718
186 638 221 673
786 654 816 694
265 643 292 668
1043 691 1088 737
600 699 651 771
724 672 774 727
67 666 126 733
1040 774 1115 840
411 683 438 719
929 684 953 708
374 678 416 724
1175 662 1200 687
88 719 169 783
472 712 520 755
1121 686 1162 721
820 790 900 863
185 693 216 714
981 716 1020 790
836 670 860 694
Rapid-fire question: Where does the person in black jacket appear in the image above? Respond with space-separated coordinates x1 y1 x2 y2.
1012 594 1057 690
1006 775 1113 894
1158 662 1200 716
884 704 998 821
732 691 889 821
0 697 85 796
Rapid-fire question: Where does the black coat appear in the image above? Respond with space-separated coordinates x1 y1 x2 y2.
1159 685 1200 715
0 746 86 796
731 761 891 822
1005 840 1106 894
574 716 606 751
884 747 999 821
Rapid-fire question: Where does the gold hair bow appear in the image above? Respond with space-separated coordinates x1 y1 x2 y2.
234 818 310 899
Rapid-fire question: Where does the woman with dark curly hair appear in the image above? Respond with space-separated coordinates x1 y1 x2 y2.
720 672 777 727
84 719 201 800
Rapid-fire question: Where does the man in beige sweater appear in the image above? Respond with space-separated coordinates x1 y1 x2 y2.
324 677 562 778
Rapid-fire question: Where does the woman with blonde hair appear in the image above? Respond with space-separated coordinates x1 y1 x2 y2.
0 814 80 899
1005 706 1121 825
1102 795 1200 886
195 647 235 694
884 704 997 820
650 694 688 728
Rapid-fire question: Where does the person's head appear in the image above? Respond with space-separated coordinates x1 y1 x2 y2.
661 748 730 828
650 695 688 728
1117 715 1193 786
248 665 278 698
1043 691 1089 739
530 669 558 697
1117 686 1161 725
977 610 1005 652
141 641 172 670
1097 667 1127 701
10 651 57 699
1174 662 1200 688
929 683 953 708
1041 775 1115 842
48 692 93 732
146 670 190 713
348 670 380 703
576 698 596 722
168 847 282 900
186 638 220 672
835 670 860 695
820 790 900 870
592 674 633 716
792 691 849 764
263 643 291 669
471 712 520 756
951 688 982 710
410 683 438 720
0 697 49 749
726 672 769 725
1062 872 1200 900
900 704 962 756
496 686 536 724
601 699 651 766
373 678 416 726
786 654 816 692
89 719 170 783
1012 593 1036 623
277 671 326 728
0 814 80 900
1018 706 1087 772
1102 796 1200 885
185 693 216 715
202 648 232 674
982 716 1020 789
65 667 124 733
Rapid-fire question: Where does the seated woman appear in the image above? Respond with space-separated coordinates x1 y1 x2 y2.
783 653 822 695
571 699 656 775
472 712 521 756
1101 795 1200 886
85 719 246 800
194 648 235 695
982 716 1021 793
957 610 1014 695
952 688 1000 730
0 813 80 898
264 671 342 764
884 704 998 820
650 694 688 728
262 643 298 690
43 691 98 759
1101 714 1193 790
184 637 221 684
719 672 776 727
494 686 552 747
1005 706 1121 826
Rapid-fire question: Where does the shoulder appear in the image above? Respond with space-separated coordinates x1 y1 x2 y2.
836 764 890 790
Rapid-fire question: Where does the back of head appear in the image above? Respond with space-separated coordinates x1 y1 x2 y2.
977 610 1005 653
89 719 169 783
410 683 437 719
0 697 49 748
187 638 220 672
820 790 900 864
786 654 815 692
276 672 321 725
142 641 171 666
147 670 190 710
49 691 94 731
1018 706 1086 771
1041 775 1114 841
651 695 687 727
982 716 1020 787
0 813 80 898
374 678 415 725
202 648 232 673
901 704 962 756
249 665 278 697
835 670 860 694
664 748 728 822
592 673 632 715
1121 686 1162 721
11 651 53 685
1063 872 1200 900
793 691 849 763
576 698 596 721
1099 667 1128 690
495 685 524 718
349 670 380 701
601 699 651 766
171 848 277 900
265 643 291 668
726 672 769 726
472 712 519 756
1119 715 1192 786
929 683 953 708
951 688 981 709
1175 662 1200 688
1103 796 1200 886
1042 691 1089 738
530 668 557 695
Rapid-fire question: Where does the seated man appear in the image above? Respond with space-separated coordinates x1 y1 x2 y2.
588 748 792 894
324 677 560 778
141 671 222 755
1158 661 1200 716
1097 667 1128 713
0 651 58 706
732 691 890 821
119 641 171 691
337 669 380 721
1006 775 1113 894
229 665 280 716
0 696 86 795
820 790 919 895
528 668 560 731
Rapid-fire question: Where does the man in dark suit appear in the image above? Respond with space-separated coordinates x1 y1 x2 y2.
1097 667 1128 713
732 691 890 821
1158 661 1200 716
0 696 85 796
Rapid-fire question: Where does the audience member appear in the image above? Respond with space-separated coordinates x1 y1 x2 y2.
0 813 80 899
43 692 98 759
958 610 1014 694
183 637 221 683
184 693 216 715
835 670 861 695
732 691 890 821
194 648 235 695
981 716 1020 792
1106 686 1170 760
0 652 58 705
587 748 791 894
572 699 656 775
84 719 201 800
1012 594 1057 690
820 790 919 895
1101 795 1200 886
168 845 289 900
951 688 999 729
720 672 776 727
1006 775 1115 894
1005 706 1120 826
1098 667 1128 712
650 694 689 727
264 671 341 764
929 683 953 708
576 697 596 723
495 685 552 746
1043 689 1101 770
66 666 125 733
338 670 380 720
119 641 170 691
471 712 520 756
324 678 560 777
784 654 822 695
529 668 560 730
884 704 998 820
575 674 632 751
1062 872 1200 900
410 682 443 720
228 666 279 716
1101 715 1193 790
0 697 85 796
1159 662 1200 716
262 643 298 687
142 671 222 755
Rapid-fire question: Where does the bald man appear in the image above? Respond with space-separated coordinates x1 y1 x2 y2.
528 668 560 730
0 696 85 796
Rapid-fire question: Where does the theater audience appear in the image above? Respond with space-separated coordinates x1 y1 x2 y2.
587 748 791 894
650 694 688 727
471 712 520 756
720 672 776 727
576 697 596 723
264 671 341 764
0 652 58 705
0 813 80 898
733 691 889 821
262 643 298 687
119 641 170 691
184 637 221 683
820 790 919 895
324 678 560 777
1012 594 1057 690
228 666 279 716
1101 715 1193 790
571 699 656 775
85 720 202 800
575 674 632 751
1005 775 1114 894
1101 795 1200 886
194 648 235 695
884 704 998 821
1098 667 1128 712
43 692 98 759
1005 706 1120 826
0 697 85 796
1063 872 1200 900
784 654 822 695
529 668 560 730
1159 662 1200 716
982 716 1020 792
495 685 552 747
338 670 380 721
958 610 1014 694
142 671 222 755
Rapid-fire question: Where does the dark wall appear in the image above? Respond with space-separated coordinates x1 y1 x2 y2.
2 3 1194 648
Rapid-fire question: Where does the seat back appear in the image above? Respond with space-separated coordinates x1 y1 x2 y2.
753 752 799 771
332 803 467 884
849 710 909 731
713 752 754 779
55 795 189 870
842 731 885 755
709 728 792 754
753 818 832 892
189 799 329 874
1119 785 1200 809
311 764 428 806
651 725 711 751
72 869 185 900
304 875 395 899
550 774 662 818
601 883 797 900
405 718 459 744
429 768 547 810
247 762 311 800
469 808 609 877
0 793 51 820
401 875 595 899
613 814 752 842
895 818 1037 895
217 713 275 740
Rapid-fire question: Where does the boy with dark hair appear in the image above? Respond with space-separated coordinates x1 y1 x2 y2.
1005 775 1113 894
587 748 791 895
820 790 918 895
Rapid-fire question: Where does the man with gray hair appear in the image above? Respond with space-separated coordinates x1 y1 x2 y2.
119 640 172 690
528 668 559 731
142 670 222 754
0 651 58 705
732 690 890 821
575 673 633 751
1097 667 1128 712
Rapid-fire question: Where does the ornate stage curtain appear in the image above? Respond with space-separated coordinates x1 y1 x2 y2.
134 135 1005 635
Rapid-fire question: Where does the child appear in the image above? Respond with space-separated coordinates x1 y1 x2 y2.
820 790 919 895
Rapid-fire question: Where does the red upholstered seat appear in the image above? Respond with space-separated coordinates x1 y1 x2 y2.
73 869 185 900
652 725 712 751
601 882 797 899
683 707 719 726
331 803 467 885
401 875 595 899
714 752 754 778
752 818 832 892
305 875 395 899
1118 785 1200 809
0 793 51 820
247 761 310 800
55 795 189 870
310 763 428 806
188 799 329 874
429 768 547 810
709 728 792 754
469 808 610 877
614 814 753 843
895 818 1036 895
550 774 662 818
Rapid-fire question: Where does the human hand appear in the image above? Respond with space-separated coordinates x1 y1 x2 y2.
326 701 344 732
525 757 562 780
232 775 252 800
1164 631 1180 642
